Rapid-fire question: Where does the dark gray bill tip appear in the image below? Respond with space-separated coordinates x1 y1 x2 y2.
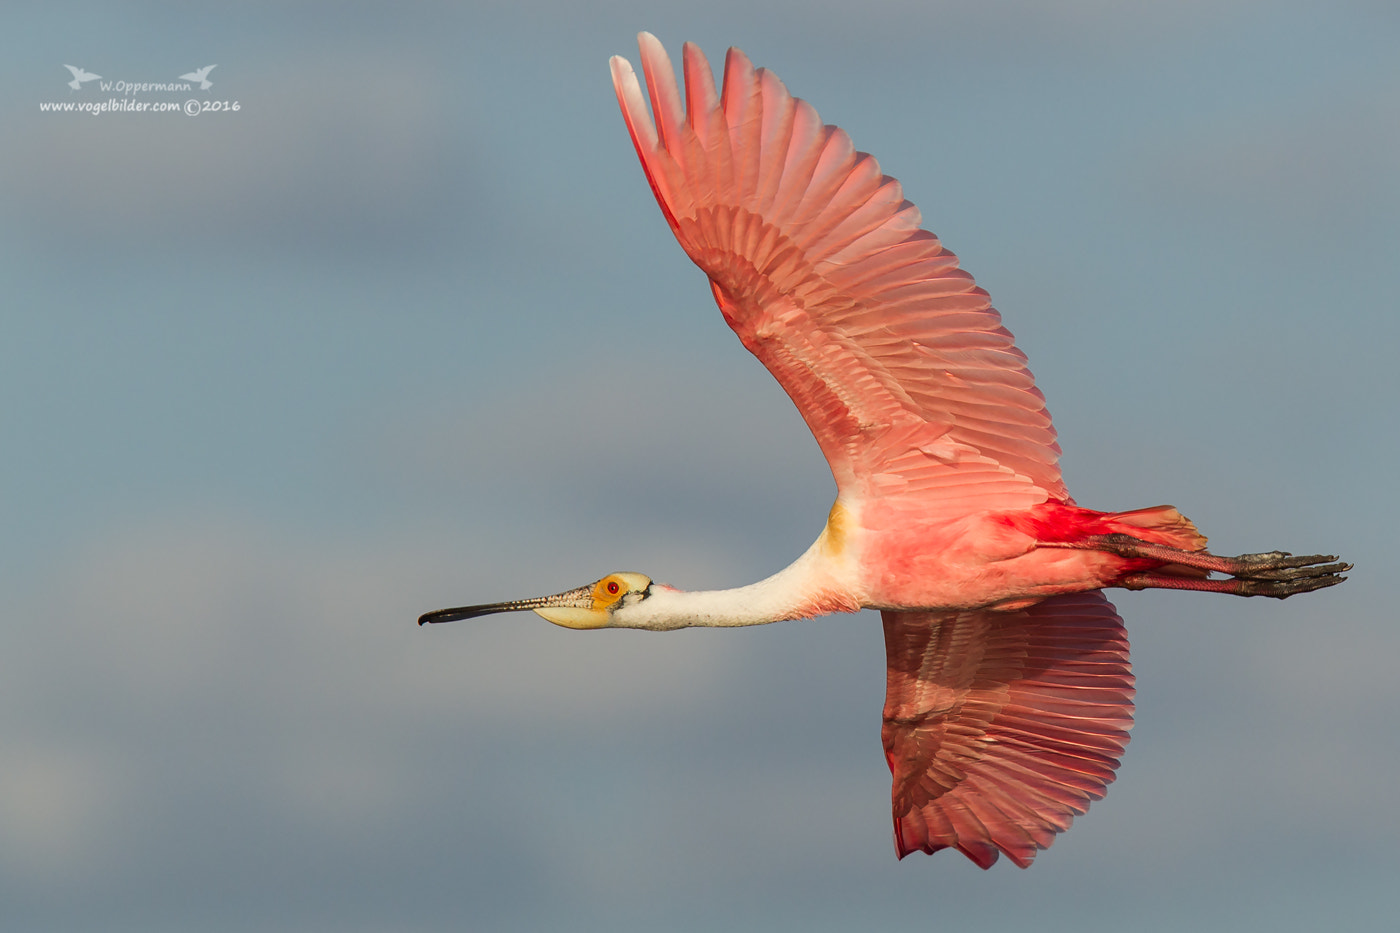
417 602 528 626
418 608 463 625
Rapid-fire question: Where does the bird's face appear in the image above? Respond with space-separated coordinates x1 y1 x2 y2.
418 572 653 629
530 572 654 629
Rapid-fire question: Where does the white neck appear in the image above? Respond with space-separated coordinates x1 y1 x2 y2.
610 535 857 630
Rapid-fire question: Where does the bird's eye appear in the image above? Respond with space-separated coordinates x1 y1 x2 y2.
606 580 620 595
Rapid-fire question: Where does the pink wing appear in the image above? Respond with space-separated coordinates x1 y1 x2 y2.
881 591 1133 867
611 35 1066 511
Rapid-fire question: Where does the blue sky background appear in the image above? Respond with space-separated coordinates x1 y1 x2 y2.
3 2 1397 930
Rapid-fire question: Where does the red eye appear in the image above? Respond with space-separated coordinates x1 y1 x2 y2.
606 580 620 595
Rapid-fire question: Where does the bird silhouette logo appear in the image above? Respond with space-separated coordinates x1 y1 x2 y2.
63 65 100 90
179 65 216 90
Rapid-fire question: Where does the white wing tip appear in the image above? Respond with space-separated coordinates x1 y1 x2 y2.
610 41 658 155
608 54 634 82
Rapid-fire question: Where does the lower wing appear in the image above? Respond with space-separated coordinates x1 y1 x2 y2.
880 591 1133 867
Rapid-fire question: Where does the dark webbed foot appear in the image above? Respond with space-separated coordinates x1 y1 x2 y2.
1227 551 1351 582
1218 568 1348 598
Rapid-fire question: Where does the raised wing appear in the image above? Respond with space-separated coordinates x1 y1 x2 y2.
611 35 1066 510
881 591 1133 867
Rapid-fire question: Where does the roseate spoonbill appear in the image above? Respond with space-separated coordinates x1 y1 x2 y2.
420 34 1350 868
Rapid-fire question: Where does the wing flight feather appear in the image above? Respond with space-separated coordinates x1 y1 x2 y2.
612 35 1067 510
880 591 1133 867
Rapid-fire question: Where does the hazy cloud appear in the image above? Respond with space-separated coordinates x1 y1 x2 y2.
1133 83 1400 231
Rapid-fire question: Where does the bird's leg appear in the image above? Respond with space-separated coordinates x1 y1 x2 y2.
1046 534 1351 599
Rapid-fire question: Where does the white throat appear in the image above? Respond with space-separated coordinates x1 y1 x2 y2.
609 533 858 630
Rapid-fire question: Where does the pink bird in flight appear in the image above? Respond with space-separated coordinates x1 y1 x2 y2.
421 34 1350 868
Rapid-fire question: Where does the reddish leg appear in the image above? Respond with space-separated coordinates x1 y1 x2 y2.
1048 533 1351 599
